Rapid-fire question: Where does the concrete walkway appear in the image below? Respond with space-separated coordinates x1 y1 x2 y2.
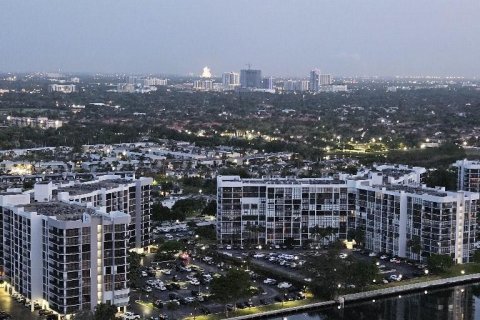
226 273 480 320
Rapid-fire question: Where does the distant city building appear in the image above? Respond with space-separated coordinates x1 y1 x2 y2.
222 72 240 90
262 77 274 90
296 80 310 92
309 69 320 92
283 80 296 91
116 83 135 93
454 159 480 192
240 69 262 88
320 85 348 92
193 79 214 91
283 80 309 92
320 74 332 86
48 84 76 93
6 116 63 129
143 78 168 86
70 77 80 83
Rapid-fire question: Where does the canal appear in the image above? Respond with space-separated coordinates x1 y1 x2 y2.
268 283 480 320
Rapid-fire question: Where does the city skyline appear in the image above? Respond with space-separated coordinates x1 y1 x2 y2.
1 1 480 77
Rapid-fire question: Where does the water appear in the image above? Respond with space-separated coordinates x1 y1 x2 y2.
268 283 480 320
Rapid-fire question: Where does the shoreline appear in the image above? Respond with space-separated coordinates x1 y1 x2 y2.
225 273 480 320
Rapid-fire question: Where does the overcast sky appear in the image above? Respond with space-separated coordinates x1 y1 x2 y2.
1 0 479 77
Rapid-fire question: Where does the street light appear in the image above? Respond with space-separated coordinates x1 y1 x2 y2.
424 269 429 275
461 270 465 275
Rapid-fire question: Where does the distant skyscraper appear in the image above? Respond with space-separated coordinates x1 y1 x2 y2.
240 69 262 88
222 72 240 89
320 74 332 86
309 69 320 92
262 76 273 90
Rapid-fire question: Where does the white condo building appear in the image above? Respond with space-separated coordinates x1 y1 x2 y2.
217 164 478 263
0 195 130 318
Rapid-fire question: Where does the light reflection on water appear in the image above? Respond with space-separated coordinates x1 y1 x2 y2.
269 283 480 320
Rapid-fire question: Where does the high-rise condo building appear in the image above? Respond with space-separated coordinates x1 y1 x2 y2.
240 69 262 88
320 74 332 86
1 199 130 317
309 69 320 92
454 159 480 192
222 72 240 89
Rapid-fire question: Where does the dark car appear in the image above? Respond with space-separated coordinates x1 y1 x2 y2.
168 293 179 300
274 295 285 302
199 307 211 315
236 302 246 309
245 300 254 307
165 284 174 291
154 300 164 308
191 290 199 296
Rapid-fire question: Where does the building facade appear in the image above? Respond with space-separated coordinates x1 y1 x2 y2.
2 202 130 317
454 159 480 192
34 175 153 251
217 176 355 246
217 174 479 263
222 72 240 89
240 69 262 89
309 69 320 92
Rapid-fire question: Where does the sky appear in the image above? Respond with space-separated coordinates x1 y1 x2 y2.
1 0 480 77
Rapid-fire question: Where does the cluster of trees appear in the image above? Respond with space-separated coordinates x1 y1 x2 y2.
306 243 378 299
210 269 252 316
151 199 216 222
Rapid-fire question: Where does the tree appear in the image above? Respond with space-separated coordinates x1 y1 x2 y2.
473 250 480 263
151 203 173 222
427 254 454 273
347 228 365 248
94 303 116 320
211 269 252 316
166 301 179 319
127 251 141 288
73 309 94 320
408 236 422 255
284 237 295 249
201 200 217 216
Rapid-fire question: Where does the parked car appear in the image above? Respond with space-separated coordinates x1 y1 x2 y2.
122 312 141 320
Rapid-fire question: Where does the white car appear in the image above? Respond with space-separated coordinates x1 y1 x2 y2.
165 234 173 239
277 282 292 289
380 255 388 260
339 253 348 259
263 278 277 284
368 252 377 257
141 271 148 277
226 245 232 250
162 269 171 275
122 312 141 320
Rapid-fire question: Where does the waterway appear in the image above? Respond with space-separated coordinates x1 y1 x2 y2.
268 283 480 320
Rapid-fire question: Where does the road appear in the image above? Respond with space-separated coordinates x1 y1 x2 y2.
0 285 40 319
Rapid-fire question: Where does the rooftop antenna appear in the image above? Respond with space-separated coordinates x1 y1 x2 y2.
246 63 251 70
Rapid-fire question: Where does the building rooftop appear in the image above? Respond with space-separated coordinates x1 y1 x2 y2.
223 176 346 186
22 202 96 220
376 184 449 197
55 179 132 196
